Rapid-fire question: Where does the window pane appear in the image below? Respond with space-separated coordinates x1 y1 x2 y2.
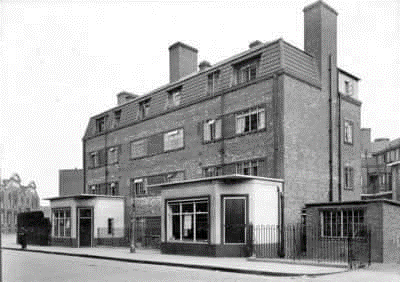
182 203 193 213
170 204 180 213
172 215 180 240
182 214 194 240
196 202 208 213
196 214 208 241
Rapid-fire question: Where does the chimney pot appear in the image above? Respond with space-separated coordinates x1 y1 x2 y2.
199 60 211 71
117 91 138 105
249 40 263 48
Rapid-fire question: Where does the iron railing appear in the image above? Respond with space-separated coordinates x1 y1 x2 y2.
253 224 372 266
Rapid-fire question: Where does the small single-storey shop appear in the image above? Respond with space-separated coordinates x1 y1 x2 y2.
156 175 284 257
305 199 400 264
46 195 125 247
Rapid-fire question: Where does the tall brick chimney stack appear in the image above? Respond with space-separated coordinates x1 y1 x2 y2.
303 0 338 92
169 42 198 83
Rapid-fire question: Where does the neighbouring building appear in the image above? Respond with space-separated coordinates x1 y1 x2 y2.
305 199 400 263
75 1 364 255
59 169 84 196
0 173 41 233
362 136 400 201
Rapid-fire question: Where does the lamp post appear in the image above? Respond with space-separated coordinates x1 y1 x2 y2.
130 181 136 253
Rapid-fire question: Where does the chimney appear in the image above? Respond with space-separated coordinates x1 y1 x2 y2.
249 40 263 49
303 1 338 92
117 92 138 105
199 60 211 71
169 42 198 83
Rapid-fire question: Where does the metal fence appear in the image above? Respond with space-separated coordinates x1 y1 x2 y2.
97 217 161 248
253 224 372 266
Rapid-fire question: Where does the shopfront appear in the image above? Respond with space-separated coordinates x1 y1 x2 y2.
47 195 125 247
157 175 284 257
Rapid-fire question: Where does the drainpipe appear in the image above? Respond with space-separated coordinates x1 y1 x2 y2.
83 140 86 194
278 184 285 257
328 55 333 202
337 65 342 202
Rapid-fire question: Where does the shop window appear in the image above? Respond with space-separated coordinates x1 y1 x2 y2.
167 198 209 242
223 196 247 244
53 208 71 238
320 209 365 239
236 107 265 134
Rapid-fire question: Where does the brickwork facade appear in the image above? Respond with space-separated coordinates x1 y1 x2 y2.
82 1 362 227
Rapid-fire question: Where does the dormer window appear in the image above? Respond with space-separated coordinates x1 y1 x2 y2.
207 71 220 94
139 99 151 120
166 87 181 108
233 57 260 85
344 80 353 96
96 117 105 133
113 110 121 128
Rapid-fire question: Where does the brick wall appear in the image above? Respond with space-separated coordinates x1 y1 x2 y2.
283 74 330 223
382 203 400 263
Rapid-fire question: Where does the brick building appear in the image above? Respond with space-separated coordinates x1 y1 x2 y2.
59 169 84 197
0 173 41 233
80 1 362 251
361 135 400 201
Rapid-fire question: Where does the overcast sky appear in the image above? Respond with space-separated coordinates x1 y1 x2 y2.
0 0 399 204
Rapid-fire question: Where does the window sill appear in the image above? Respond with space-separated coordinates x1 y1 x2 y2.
166 240 209 244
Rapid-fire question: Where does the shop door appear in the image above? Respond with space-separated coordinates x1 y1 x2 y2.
79 208 92 247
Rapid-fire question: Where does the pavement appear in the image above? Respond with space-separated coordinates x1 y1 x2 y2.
0 234 352 277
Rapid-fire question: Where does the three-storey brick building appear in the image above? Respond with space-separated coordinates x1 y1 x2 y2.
82 1 362 241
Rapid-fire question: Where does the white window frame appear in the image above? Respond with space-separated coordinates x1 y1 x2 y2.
133 178 147 195
235 107 265 134
235 62 258 84
236 159 264 176
207 71 220 94
166 89 181 108
107 147 119 164
90 152 98 168
203 119 222 142
344 166 354 190
344 120 353 145
166 198 209 243
52 208 71 238
164 129 184 151
139 99 150 120
321 209 365 239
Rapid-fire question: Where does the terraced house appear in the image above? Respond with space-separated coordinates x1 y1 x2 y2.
81 1 362 253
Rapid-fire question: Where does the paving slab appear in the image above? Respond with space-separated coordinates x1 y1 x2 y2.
1 234 347 277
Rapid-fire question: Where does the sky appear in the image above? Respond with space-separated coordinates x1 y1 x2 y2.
0 0 399 205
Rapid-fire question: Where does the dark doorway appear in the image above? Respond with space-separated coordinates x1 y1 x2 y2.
79 208 92 247
223 196 247 244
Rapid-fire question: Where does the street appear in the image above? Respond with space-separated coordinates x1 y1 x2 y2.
1 249 400 282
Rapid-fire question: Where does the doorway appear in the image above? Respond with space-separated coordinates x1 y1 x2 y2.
78 208 92 247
